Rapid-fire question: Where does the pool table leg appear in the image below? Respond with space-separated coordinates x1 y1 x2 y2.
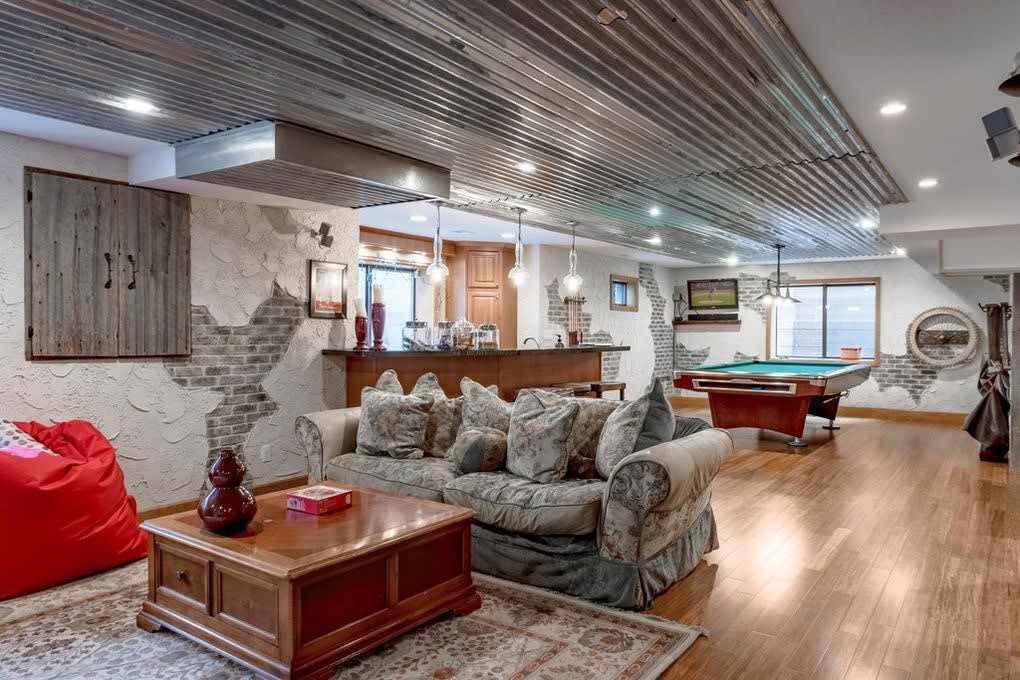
788 437 809 447
822 420 841 431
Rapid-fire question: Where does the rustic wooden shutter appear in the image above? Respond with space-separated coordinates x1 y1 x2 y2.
118 186 191 356
26 172 120 358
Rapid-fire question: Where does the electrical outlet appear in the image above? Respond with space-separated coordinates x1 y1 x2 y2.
260 444 272 463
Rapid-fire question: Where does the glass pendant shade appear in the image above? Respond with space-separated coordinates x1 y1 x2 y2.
425 202 448 283
508 207 528 287
753 243 799 307
562 224 583 293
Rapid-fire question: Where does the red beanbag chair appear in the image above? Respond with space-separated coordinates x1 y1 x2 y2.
0 419 147 599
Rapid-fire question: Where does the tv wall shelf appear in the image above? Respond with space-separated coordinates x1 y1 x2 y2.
674 319 741 326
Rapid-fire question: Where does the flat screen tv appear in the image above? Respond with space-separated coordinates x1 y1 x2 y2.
687 278 739 310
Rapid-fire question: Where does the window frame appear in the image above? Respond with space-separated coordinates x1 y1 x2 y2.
765 277 881 366
358 263 418 319
609 274 639 312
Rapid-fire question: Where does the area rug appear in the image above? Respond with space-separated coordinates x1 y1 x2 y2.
0 560 703 679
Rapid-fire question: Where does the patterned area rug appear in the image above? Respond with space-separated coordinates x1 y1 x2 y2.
0 561 703 679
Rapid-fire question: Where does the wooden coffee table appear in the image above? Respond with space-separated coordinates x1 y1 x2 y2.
136 483 480 679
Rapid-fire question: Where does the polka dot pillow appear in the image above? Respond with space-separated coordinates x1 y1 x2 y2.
0 420 57 458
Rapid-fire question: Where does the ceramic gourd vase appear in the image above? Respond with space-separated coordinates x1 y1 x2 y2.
197 449 257 534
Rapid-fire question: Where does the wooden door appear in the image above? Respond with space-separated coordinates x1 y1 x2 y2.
119 187 191 356
466 250 500 288
26 172 120 357
467 291 500 325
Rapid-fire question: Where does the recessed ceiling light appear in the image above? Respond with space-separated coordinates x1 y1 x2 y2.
724 254 740 266
648 206 661 217
917 177 938 189
893 246 907 256
117 97 158 114
645 235 662 246
499 232 515 239
409 215 428 222
879 101 907 116
516 161 537 173
858 218 877 230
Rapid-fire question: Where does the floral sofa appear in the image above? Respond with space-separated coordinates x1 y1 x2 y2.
296 373 732 609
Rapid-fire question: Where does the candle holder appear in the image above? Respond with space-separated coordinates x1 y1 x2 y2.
354 315 369 351
371 302 386 350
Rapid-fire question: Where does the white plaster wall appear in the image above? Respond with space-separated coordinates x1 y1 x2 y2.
0 132 358 510
671 257 1005 413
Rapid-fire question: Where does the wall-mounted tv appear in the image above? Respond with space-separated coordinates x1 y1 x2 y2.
687 278 739 310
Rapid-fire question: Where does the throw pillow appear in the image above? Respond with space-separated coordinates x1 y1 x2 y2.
516 390 619 479
449 426 508 474
506 390 580 483
674 415 712 439
634 379 675 452
594 392 651 479
411 373 463 458
355 387 433 459
374 368 404 394
459 377 512 433
0 420 57 458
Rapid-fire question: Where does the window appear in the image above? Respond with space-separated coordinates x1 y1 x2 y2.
609 274 639 312
358 264 417 349
769 279 879 361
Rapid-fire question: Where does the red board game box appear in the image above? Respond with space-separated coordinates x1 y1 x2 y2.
286 486 353 515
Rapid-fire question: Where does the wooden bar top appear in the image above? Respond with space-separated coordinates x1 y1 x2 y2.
322 345 629 358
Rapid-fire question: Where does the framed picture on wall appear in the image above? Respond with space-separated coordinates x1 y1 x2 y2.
308 260 347 319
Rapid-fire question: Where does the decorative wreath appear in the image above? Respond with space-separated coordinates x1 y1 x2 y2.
907 307 980 368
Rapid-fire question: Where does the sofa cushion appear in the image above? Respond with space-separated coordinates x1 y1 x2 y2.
375 368 404 394
634 379 674 452
516 390 619 479
325 453 459 503
443 472 605 535
355 387 433 459
506 390 579 483
460 377 512 433
411 373 463 458
594 391 651 479
450 427 507 474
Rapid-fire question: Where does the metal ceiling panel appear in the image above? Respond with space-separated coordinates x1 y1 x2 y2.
0 0 906 261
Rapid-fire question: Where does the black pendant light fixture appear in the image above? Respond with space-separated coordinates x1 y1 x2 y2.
753 243 799 306
999 52 1020 96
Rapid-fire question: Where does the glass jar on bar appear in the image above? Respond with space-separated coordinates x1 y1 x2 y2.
402 320 431 351
473 323 500 351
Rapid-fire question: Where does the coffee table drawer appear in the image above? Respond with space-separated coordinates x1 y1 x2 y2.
156 544 209 611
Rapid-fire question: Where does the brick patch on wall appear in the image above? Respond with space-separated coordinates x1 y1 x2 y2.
734 351 760 362
545 277 620 380
870 352 940 403
164 282 303 467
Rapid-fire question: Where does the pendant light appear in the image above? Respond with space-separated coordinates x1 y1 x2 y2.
562 221 583 294
508 207 528 287
753 243 800 306
424 201 449 283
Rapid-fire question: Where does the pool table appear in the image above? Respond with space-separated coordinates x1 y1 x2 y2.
673 360 872 446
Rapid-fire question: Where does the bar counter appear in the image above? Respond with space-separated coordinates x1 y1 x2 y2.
323 345 629 404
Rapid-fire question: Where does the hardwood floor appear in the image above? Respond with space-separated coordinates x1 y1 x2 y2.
654 411 1019 680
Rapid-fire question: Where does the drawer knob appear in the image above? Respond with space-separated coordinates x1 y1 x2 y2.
175 569 187 582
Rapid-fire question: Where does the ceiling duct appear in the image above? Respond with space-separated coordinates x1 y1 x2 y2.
174 121 450 208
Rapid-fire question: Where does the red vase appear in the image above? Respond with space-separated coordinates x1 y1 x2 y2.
354 315 369 351
197 450 257 534
371 302 386 350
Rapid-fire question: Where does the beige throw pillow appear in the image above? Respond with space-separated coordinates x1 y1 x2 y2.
506 389 580 483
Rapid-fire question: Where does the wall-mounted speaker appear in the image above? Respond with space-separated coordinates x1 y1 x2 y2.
982 107 1020 164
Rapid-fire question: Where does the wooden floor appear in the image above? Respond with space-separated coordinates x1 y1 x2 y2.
653 411 1019 680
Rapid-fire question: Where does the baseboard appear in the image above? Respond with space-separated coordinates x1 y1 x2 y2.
667 395 967 426
136 475 308 522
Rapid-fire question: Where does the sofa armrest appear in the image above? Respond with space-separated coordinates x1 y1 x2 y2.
599 428 732 562
294 408 361 483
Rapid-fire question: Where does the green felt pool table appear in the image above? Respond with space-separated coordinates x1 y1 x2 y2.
673 360 872 446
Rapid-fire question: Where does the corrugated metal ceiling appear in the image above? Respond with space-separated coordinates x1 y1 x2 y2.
0 0 906 261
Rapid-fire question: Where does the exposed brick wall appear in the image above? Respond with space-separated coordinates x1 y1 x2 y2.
871 352 940 403
734 351 760 361
544 277 620 380
737 271 794 319
164 282 303 467
638 264 673 382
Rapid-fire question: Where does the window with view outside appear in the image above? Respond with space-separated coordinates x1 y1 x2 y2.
359 264 417 350
772 282 877 360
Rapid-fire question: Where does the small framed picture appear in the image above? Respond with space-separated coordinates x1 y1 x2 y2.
308 260 347 319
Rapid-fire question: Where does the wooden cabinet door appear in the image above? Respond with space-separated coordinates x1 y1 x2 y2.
466 250 500 288
467 291 500 325
26 172 120 357
118 187 191 356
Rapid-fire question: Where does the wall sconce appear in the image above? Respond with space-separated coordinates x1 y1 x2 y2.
313 222 333 248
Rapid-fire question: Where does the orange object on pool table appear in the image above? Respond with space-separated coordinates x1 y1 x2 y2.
673 360 871 447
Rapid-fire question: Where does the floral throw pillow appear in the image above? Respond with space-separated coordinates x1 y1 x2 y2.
459 377 512 434
449 426 507 474
411 373 463 458
506 390 580 483
0 420 57 458
515 390 619 479
634 379 675 452
355 387 434 459
375 368 404 395
594 391 651 479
